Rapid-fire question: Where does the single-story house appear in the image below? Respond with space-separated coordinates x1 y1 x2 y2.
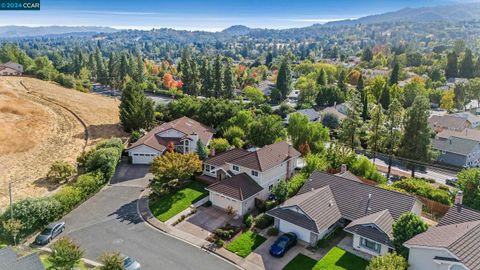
436 129 480 143
429 115 471 132
0 247 44 270
0 61 23 76
432 137 480 168
127 116 215 164
285 108 320 124
320 103 347 122
267 171 422 256
204 141 301 215
405 192 480 270
453 112 480 128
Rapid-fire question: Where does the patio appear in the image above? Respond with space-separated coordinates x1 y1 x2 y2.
175 206 242 240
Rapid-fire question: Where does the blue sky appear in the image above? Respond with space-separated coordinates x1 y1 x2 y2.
0 0 471 31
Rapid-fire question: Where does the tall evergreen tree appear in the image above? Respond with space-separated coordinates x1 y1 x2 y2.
337 69 347 93
362 47 373 62
339 89 364 150
107 52 118 88
119 81 155 132
459 49 474 79
275 57 292 101
95 48 107 85
380 84 390 110
399 96 434 177
389 61 400 85
134 54 145 84
366 104 385 162
87 53 96 80
200 57 213 97
383 99 403 179
213 55 223 97
357 74 368 121
445 51 458 78
316 68 328 86
118 53 129 84
265 52 273 67
223 57 235 98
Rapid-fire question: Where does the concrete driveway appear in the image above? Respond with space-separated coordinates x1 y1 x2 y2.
58 163 237 270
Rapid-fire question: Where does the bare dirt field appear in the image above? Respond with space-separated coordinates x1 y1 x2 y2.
0 76 126 209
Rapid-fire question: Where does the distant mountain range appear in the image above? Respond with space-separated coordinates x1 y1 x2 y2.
1 2 480 38
0 26 118 38
325 2 480 26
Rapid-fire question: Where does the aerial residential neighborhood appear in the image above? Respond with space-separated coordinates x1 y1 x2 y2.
2 1 480 270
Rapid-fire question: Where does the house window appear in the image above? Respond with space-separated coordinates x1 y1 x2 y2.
251 170 259 177
233 165 239 172
269 184 273 191
205 165 211 172
360 237 380 253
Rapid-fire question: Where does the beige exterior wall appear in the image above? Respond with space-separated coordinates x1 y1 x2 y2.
351 234 389 256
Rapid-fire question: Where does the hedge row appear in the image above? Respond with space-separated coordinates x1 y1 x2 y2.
392 178 453 205
0 138 123 243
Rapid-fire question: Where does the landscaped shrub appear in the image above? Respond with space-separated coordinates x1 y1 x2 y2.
287 173 308 198
267 227 279 236
265 200 277 211
130 131 141 142
213 223 240 240
254 213 273 229
74 172 105 198
46 160 76 183
351 156 386 184
393 178 453 205
243 214 253 228
215 238 224 247
53 186 83 213
86 147 121 180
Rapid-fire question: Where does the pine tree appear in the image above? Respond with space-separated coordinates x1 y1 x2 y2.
119 81 155 132
213 55 223 97
107 52 118 88
339 89 364 150
87 53 96 80
399 96 434 177
389 61 400 85
189 58 200 96
118 53 129 84
366 104 385 162
357 74 368 121
223 57 235 98
337 69 347 93
445 51 458 79
380 84 390 110
200 57 213 97
316 68 328 86
383 99 403 179
275 57 292 101
180 48 192 94
362 47 373 62
134 54 145 84
459 49 474 79
265 52 273 67
95 48 107 85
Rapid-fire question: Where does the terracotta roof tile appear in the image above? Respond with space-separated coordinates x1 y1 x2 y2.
231 141 300 171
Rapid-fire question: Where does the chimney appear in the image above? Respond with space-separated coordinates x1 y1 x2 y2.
210 147 216 157
334 101 337 109
455 191 463 205
340 164 347 174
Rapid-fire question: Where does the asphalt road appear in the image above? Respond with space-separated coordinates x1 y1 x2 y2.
59 163 237 270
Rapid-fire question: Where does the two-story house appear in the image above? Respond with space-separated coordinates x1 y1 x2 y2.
204 141 300 215
127 116 215 164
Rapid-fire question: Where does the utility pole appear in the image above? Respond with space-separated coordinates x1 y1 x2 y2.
9 180 13 219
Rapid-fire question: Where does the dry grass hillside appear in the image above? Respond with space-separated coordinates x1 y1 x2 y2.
0 76 126 209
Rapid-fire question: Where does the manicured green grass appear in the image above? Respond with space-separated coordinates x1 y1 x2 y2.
40 254 89 270
225 231 266 258
314 247 368 270
149 181 208 222
283 254 318 270
283 248 368 270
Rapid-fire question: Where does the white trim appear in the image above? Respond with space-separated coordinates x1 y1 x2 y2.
127 144 163 152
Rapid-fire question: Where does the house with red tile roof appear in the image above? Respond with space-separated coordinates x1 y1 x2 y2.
203 141 301 215
126 116 215 164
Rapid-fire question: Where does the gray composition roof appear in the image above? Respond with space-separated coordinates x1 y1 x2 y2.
344 210 394 247
405 221 480 270
436 128 480 143
286 109 319 122
204 148 250 167
429 115 470 131
0 247 44 270
335 171 362 182
432 137 479 156
439 205 480 226
267 186 342 233
206 173 263 200
230 141 301 172
299 171 419 221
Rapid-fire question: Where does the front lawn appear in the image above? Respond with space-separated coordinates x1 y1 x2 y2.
149 181 208 222
40 254 89 270
225 230 266 258
283 254 318 270
283 247 368 270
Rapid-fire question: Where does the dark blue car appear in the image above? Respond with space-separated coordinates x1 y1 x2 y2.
269 232 297 257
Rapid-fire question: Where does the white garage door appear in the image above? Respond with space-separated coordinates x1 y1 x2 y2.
132 153 156 164
210 193 241 213
279 219 311 242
